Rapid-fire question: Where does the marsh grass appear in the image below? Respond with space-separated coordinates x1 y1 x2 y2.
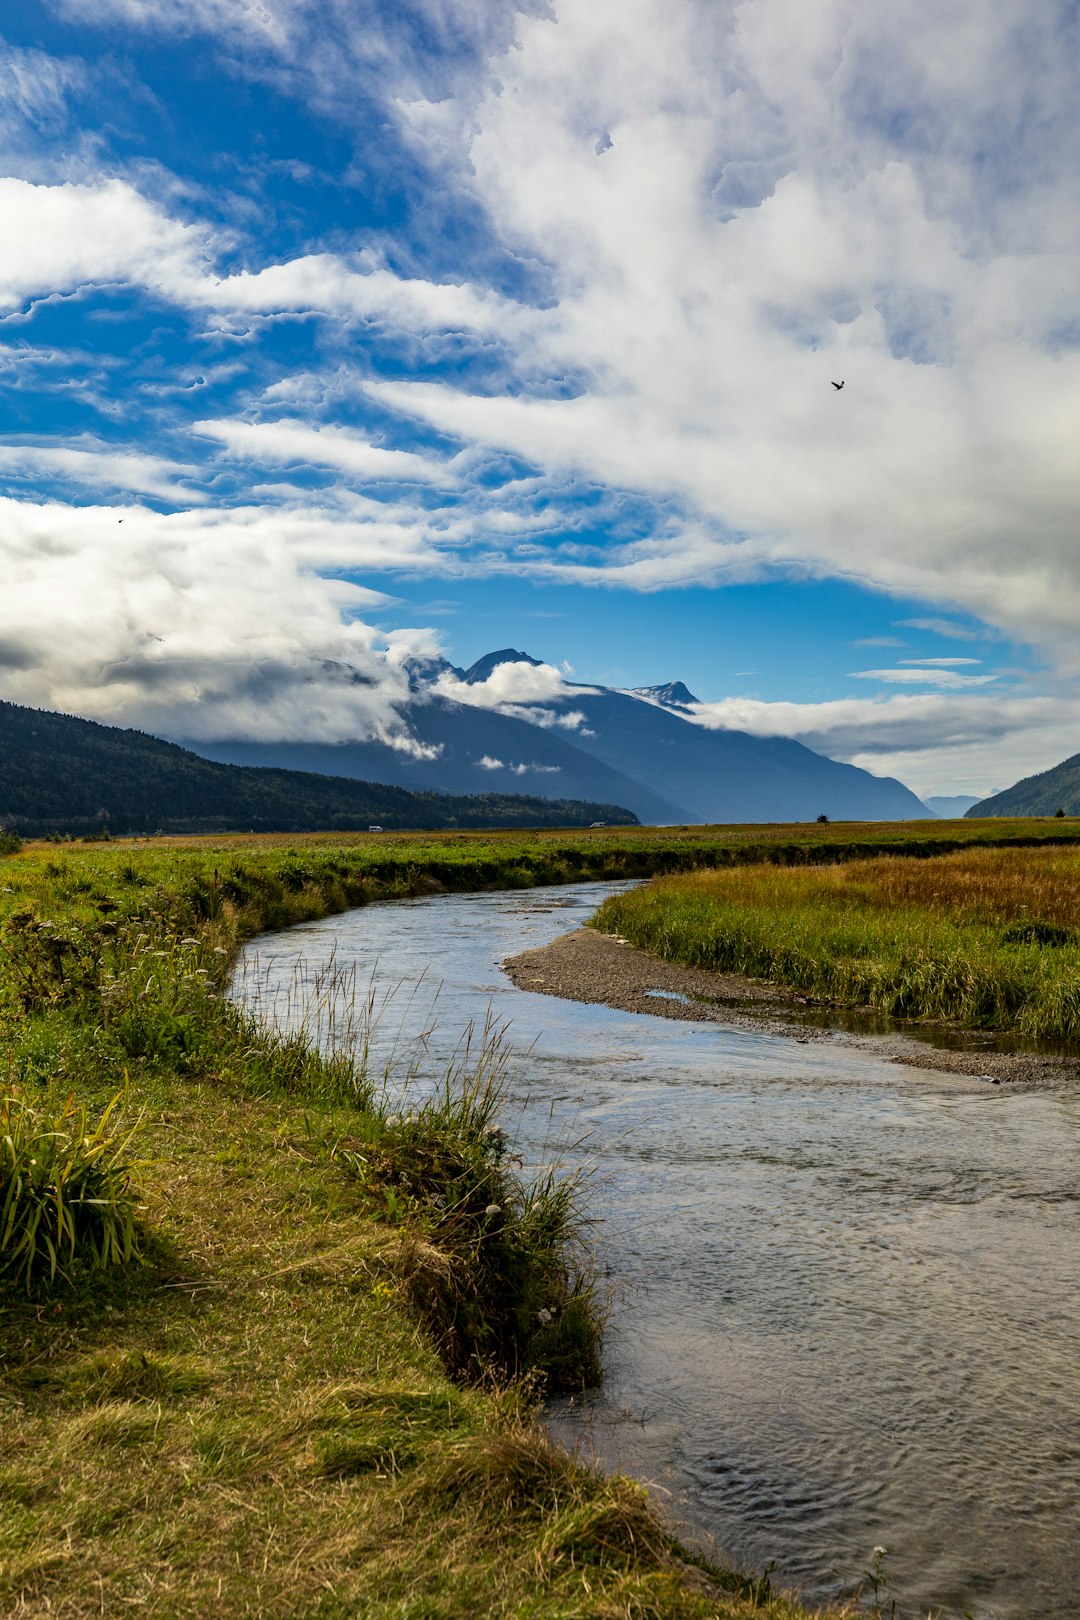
594 846 1080 1038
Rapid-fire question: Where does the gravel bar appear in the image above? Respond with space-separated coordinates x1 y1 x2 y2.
503 926 1080 1090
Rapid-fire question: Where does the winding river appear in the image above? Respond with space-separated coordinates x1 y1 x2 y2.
232 881 1080 1620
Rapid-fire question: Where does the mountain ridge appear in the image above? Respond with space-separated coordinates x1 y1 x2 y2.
967 753 1080 817
186 649 932 823
0 700 639 837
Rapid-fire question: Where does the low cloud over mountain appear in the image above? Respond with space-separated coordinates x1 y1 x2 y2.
187 650 931 823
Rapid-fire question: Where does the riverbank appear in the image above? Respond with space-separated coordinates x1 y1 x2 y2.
503 926 1080 1089
1 835 846 1618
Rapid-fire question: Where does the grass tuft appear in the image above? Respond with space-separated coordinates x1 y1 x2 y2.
332 1020 604 1392
0 1087 146 1289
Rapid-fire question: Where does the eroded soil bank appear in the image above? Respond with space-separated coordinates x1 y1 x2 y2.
503 925 1080 1089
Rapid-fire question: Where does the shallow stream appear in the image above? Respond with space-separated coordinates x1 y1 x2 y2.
232 882 1080 1620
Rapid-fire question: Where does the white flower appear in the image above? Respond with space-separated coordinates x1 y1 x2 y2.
484 1204 502 1217
536 1308 553 1326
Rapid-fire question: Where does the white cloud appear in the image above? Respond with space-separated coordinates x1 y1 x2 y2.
897 618 981 641
50 0 293 48
687 690 1080 799
193 418 456 486
0 177 208 315
0 441 202 501
0 176 522 344
434 659 594 731
477 754 503 769
7 0 1080 794
849 666 997 688
196 256 522 335
354 0 1080 664
0 494 449 745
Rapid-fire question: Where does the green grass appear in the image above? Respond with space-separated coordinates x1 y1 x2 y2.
593 845 1080 1040
0 829 866 1618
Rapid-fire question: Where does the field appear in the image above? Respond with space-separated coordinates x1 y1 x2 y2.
593 844 1080 1040
3 819 1079 1617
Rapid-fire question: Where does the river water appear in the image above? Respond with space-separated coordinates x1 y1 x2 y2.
232 882 1080 1620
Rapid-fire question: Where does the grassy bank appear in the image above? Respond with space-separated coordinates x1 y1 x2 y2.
1 831 855 1618
593 845 1080 1041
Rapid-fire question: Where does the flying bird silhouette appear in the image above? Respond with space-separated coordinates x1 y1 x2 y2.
831 380 845 390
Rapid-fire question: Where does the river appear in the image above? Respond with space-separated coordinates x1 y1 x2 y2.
231 881 1080 1620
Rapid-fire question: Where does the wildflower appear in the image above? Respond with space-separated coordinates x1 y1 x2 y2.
536 1307 553 1326
872 1546 888 1559
430 1193 446 1208
484 1203 501 1218
213 947 228 956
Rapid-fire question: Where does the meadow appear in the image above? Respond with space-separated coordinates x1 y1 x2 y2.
2 819 1077 1616
593 844 1080 1040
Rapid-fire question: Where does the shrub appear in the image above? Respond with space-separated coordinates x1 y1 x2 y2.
0 828 22 855
0 1088 147 1290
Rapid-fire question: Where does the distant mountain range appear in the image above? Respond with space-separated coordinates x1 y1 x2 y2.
967 754 1080 817
0 701 638 837
185 648 933 823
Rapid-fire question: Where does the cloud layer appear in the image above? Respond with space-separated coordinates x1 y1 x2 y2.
0 1 1077 791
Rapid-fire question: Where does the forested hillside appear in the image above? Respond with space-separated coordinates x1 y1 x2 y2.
0 702 637 835
967 753 1080 818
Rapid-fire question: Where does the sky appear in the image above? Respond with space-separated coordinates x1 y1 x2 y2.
1 0 1079 799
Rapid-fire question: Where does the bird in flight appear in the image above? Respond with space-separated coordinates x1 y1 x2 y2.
831 380 845 390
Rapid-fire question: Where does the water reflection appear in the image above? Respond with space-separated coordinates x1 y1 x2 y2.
232 883 1080 1620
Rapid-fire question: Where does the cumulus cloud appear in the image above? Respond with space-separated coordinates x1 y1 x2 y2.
0 494 448 746
434 659 593 730
361 0 1080 662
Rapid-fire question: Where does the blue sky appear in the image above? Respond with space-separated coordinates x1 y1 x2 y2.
1 1 1078 797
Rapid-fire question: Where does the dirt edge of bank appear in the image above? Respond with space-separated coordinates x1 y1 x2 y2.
503 926 1080 1091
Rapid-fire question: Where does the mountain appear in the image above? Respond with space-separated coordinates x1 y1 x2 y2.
186 649 932 824
925 795 981 818
967 754 1080 817
0 701 638 837
461 648 543 683
630 681 700 709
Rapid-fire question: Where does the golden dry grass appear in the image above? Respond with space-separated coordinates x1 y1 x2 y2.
595 846 1080 1038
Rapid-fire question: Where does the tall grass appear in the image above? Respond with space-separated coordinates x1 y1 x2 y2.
0 1087 145 1289
594 847 1080 1039
320 1009 603 1391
